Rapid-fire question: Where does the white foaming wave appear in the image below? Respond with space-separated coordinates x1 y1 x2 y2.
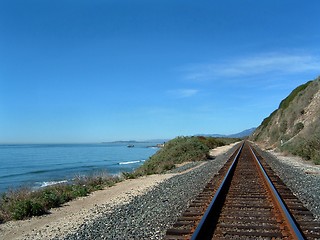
40 180 68 188
118 160 145 165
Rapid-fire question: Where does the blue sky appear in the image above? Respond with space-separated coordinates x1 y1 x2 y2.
1 0 320 143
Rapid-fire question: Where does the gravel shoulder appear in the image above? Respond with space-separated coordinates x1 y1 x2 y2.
252 142 320 219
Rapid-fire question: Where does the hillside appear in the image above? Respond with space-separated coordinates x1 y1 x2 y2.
251 77 320 164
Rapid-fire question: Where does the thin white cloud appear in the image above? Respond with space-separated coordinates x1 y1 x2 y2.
183 53 320 81
167 88 199 98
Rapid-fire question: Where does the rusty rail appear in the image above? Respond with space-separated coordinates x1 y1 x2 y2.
249 145 305 239
165 141 320 239
190 142 244 240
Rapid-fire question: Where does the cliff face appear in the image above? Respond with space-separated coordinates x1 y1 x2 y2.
252 77 320 164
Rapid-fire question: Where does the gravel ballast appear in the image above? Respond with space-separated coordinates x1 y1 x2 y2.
255 146 320 219
61 145 239 240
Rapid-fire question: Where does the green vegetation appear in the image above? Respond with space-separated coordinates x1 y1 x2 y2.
127 136 240 177
260 109 278 130
282 138 320 165
133 136 209 176
0 173 120 222
0 136 239 223
281 125 320 165
293 122 304 135
279 81 312 110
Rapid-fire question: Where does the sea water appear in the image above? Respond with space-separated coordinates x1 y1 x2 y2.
0 142 159 193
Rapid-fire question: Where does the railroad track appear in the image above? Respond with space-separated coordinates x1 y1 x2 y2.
165 141 320 240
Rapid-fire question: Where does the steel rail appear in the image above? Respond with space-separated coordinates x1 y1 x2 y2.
190 142 244 240
249 145 305 240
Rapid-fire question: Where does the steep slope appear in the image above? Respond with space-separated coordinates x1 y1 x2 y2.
252 77 320 164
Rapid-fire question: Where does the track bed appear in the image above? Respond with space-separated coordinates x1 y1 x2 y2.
165 142 320 240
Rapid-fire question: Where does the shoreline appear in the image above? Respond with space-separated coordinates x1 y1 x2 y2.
0 143 239 240
4 141 318 239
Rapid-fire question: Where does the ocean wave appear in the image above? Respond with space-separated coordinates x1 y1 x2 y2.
38 180 68 188
30 170 51 174
118 160 145 165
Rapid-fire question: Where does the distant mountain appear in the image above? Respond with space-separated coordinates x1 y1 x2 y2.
108 140 138 143
228 128 257 138
197 128 256 138
251 77 320 164
199 133 226 138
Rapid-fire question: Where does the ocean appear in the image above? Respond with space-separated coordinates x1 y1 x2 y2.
0 142 160 193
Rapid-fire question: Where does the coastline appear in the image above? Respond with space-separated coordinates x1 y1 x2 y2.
2 141 318 239
0 142 239 240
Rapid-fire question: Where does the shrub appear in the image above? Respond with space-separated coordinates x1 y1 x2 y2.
11 200 46 220
133 136 208 175
133 136 239 176
39 189 63 209
282 132 320 165
70 185 89 198
279 120 288 134
314 157 320 165
197 136 226 149
122 172 138 179
73 171 119 191
0 206 8 223
293 122 304 135
0 171 122 222
163 163 175 171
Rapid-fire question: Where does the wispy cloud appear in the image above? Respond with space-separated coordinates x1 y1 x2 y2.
183 53 320 81
167 88 199 98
